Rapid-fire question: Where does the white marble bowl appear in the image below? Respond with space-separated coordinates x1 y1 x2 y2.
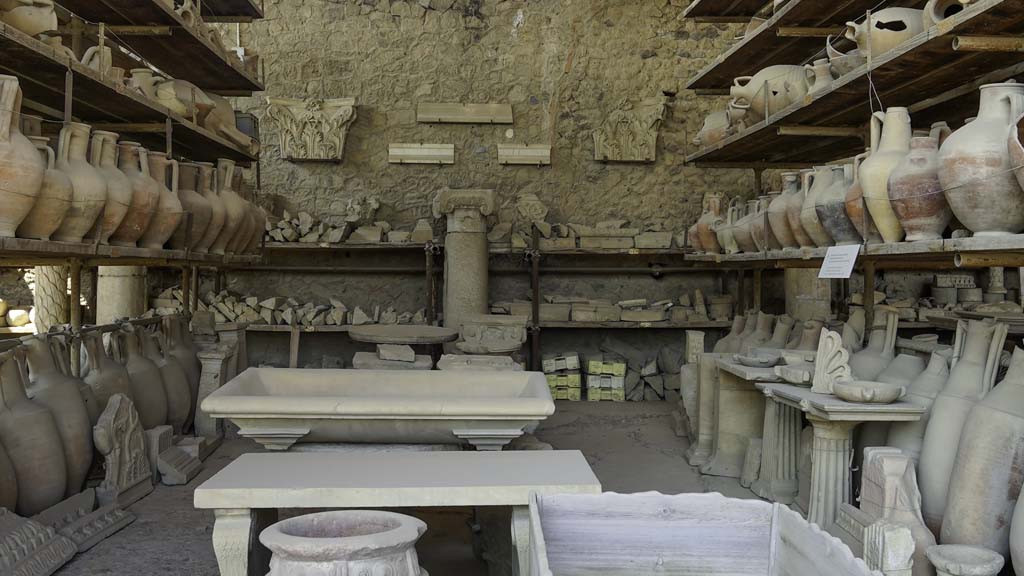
833 380 906 404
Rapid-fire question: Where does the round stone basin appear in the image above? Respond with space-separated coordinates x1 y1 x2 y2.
261 510 427 574
926 545 1005 576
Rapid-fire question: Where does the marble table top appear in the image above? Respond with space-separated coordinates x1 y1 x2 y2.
765 383 925 422
347 324 460 344
717 358 785 382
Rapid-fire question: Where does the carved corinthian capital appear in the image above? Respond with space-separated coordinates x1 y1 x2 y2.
265 97 357 162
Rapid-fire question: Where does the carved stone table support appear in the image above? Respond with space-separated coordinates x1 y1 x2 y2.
685 353 725 466
699 359 770 478
196 343 232 443
751 386 801 504
212 508 278 576
808 417 858 529
433 189 495 331
215 322 249 380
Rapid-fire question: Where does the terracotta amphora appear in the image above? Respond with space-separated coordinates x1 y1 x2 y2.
845 8 925 57
730 65 811 122
91 131 133 245
210 158 246 255
805 58 833 96
0 347 66 516
0 440 15 510
750 194 781 251
140 328 190 435
111 325 167 430
695 193 724 255
943 82 1024 235
943 347 1024 555
81 330 134 410
815 164 861 246
886 351 950 462
163 316 200 415
193 161 225 254
714 199 740 255
801 166 836 247
713 315 747 353
686 221 703 253
0 75 43 238
228 168 255 254
1013 492 1024 576
786 169 817 248
789 319 825 351
16 136 71 240
109 142 159 247
919 319 1007 534
52 122 107 243
924 0 971 26
845 151 884 243
21 335 92 497
738 312 775 354
766 315 795 349
247 206 268 253
138 154 183 249
49 332 102 425
889 123 953 241
0 0 57 37
693 110 733 149
861 108 912 243
733 199 760 253
168 162 212 250
769 173 800 249
736 310 758 344
850 309 898 380
877 353 926 388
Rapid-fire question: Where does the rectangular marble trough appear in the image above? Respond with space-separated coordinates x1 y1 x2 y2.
201 368 555 451
527 492 882 576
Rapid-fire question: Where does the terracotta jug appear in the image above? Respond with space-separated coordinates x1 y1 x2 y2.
16 135 71 240
943 82 1024 235
845 8 926 57
714 198 740 255
0 440 15 510
22 335 92 497
739 312 775 354
81 330 134 410
924 0 969 26
815 163 862 246
0 75 43 238
91 131 133 245
920 319 1007 534
693 110 733 149
886 351 951 462
111 325 167 430
0 347 66 516
140 328 190 435
169 162 213 250
695 193 724 255
52 122 107 243
730 65 810 122
109 141 159 247
138 154 183 249
686 221 703 253
943 347 1024 555
786 169 817 248
877 353 926 388
748 195 776 251
850 310 898 380
861 108 912 243
713 315 746 353
193 161 225 254
801 166 836 247
805 58 833 96
49 333 102 425
733 199 760 253
164 316 200 412
890 123 953 241
210 158 246 255
845 150 884 243
768 173 800 249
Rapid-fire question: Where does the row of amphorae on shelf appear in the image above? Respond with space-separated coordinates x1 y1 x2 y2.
689 81 1024 254
0 316 200 517
0 75 265 254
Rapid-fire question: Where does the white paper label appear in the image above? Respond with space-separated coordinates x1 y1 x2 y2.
818 245 861 279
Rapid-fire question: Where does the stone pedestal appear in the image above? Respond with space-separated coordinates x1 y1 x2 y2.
685 353 725 466
195 343 232 443
808 417 857 529
97 266 147 324
751 387 800 504
433 189 495 330
214 323 248 380
699 359 769 478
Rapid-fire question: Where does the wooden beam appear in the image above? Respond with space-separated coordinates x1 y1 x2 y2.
90 123 167 133
692 88 731 96
693 16 754 23
777 26 844 38
952 36 1024 52
776 125 864 138
692 161 816 170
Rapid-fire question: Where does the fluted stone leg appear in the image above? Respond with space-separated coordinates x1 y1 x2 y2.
771 402 801 504
685 353 719 466
751 390 778 500
196 345 231 441
700 367 765 478
808 417 858 528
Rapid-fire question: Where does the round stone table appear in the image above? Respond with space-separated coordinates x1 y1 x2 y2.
348 325 460 345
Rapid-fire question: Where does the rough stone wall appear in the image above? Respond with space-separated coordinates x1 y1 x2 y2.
231 0 754 227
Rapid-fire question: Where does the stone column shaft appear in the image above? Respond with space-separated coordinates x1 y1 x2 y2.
97 266 147 324
772 402 802 504
751 392 778 500
808 417 858 528
433 189 494 330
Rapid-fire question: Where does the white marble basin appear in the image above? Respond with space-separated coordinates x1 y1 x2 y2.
202 368 555 451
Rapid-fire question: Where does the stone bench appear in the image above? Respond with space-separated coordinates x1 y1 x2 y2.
193 450 601 576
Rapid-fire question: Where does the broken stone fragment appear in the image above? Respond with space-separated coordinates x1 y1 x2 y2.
378 344 416 362
410 219 434 243
347 225 384 244
351 307 372 325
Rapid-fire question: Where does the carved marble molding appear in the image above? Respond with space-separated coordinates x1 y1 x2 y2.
94 394 154 509
417 102 513 124
266 97 357 162
811 329 852 395
389 143 454 164
0 508 76 576
498 143 551 165
593 96 667 163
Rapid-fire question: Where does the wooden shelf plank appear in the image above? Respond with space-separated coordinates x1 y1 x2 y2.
539 320 733 329
263 242 435 252
0 236 260 267
59 0 263 93
201 0 263 21
688 0 928 91
0 23 255 162
687 0 1024 165
683 0 771 20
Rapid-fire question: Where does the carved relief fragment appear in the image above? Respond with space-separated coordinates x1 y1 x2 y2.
266 97 357 162
593 96 667 162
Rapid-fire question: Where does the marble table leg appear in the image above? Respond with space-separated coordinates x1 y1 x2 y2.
700 368 765 478
750 391 778 500
510 505 531 576
807 417 858 529
770 402 801 505
212 508 279 576
685 354 718 466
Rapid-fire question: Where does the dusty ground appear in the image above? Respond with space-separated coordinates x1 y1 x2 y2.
56 401 744 575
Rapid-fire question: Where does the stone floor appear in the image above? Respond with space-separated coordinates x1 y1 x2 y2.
55 401 745 575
